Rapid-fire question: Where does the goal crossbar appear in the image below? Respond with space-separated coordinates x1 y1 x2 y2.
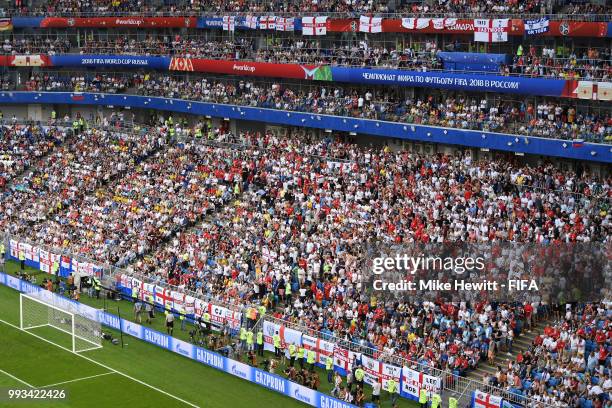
20 293 102 353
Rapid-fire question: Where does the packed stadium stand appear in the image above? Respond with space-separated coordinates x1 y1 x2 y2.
0 1 609 408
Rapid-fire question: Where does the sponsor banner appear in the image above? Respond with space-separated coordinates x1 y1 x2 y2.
122 319 144 338
170 337 195 360
37 17 196 28
4 52 605 100
143 327 171 349
525 17 550 35
194 346 225 370
170 58 331 81
50 55 169 69
289 382 317 405
329 67 571 97
471 390 503 408
399 366 442 401
253 369 288 394
6 274 22 290
225 360 254 382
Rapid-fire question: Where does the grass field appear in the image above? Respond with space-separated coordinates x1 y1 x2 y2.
0 260 419 408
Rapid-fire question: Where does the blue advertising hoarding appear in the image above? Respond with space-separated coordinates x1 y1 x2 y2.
329 67 570 96
0 91 607 163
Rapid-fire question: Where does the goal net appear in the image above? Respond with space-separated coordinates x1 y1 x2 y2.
20 292 102 353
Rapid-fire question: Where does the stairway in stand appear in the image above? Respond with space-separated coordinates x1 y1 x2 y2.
466 317 552 382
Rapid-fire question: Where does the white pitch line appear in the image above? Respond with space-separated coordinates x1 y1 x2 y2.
38 371 115 388
0 318 200 408
0 368 35 388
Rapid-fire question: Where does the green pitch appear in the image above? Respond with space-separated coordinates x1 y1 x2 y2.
0 261 419 408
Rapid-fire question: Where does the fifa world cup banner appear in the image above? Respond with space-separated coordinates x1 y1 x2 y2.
50 55 170 70
399 366 442 401
34 17 197 29
329 67 572 97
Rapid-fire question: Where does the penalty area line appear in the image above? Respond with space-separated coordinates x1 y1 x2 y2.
38 371 115 388
0 367 35 388
0 318 200 408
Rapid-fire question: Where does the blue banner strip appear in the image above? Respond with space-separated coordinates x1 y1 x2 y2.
330 67 569 96
0 91 608 163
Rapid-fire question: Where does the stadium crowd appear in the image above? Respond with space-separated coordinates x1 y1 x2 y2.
0 114 609 406
8 0 612 15
3 33 604 81
0 122 68 190
121 126 610 405
0 114 164 258
21 72 611 143
0 37 71 55
484 303 612 407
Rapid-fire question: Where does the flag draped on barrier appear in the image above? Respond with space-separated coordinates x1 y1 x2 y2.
474 19 509 42
302 16 327 35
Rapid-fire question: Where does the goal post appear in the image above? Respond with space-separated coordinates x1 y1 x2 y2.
20 293 103 353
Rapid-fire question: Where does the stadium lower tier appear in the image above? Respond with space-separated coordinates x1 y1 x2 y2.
0 91 609 162
0 110 609 408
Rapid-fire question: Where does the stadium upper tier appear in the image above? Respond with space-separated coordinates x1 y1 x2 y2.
4 0 611 18
15 73 612 143
1 35 609 81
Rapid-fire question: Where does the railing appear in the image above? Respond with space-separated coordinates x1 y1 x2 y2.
3 9 611 22
263 317 542 407
13 74 612 145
